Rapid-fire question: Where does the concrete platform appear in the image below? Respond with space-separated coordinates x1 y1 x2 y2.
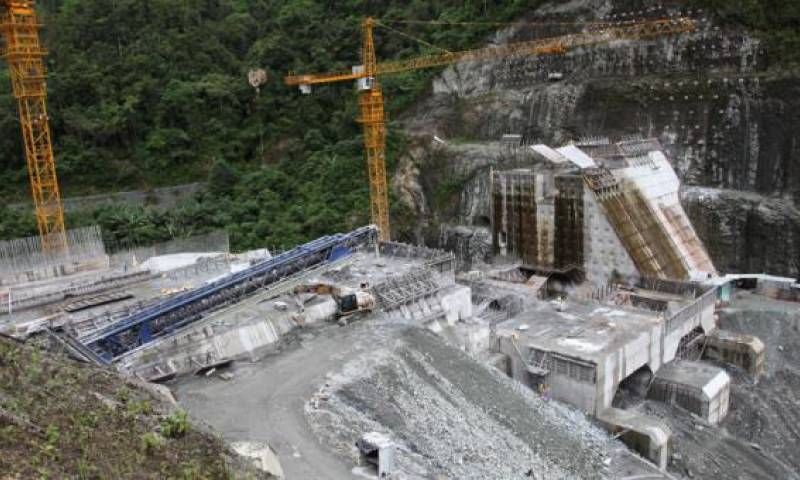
116 250 468 380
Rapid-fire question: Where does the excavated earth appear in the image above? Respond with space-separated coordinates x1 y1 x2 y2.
717 294 800 474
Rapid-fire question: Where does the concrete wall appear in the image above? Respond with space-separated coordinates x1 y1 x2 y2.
706 375 730 425
548 372 596 413
118 298 337 380
663 290 717 363
440 285 473 325
497 335 600 414
497 336 529 386
582 191 638 284
598 325 663 413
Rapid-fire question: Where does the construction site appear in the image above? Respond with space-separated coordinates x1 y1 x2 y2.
1 1 799 479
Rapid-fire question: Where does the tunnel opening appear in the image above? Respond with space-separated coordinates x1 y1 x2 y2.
612 364 653 409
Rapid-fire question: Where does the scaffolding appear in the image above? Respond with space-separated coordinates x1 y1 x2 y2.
0 225 105 278
371 269 440 310
584 168 689 280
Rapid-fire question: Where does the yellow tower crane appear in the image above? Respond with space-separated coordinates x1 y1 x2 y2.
0 0 66 253
285 16 696 242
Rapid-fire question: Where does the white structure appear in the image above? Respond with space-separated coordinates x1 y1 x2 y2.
492 138 717 284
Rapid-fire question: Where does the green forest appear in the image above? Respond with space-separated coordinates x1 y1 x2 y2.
0 0 797 251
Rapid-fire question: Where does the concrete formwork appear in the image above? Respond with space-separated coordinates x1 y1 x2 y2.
490 140 718 283
491 169 539 263
554 174 584 269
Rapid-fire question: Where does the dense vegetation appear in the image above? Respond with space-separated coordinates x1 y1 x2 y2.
0 0 798 251
0 0 534 250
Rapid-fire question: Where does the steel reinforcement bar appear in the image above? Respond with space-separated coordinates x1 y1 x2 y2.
83 225 378 362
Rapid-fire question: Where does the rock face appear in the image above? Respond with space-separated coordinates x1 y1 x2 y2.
682 187 800 276
395 0 800 276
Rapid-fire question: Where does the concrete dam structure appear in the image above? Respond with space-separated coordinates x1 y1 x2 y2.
491 137 717 284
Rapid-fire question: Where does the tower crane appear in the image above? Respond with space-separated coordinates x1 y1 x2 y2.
285 16 696 242
0 0 66 253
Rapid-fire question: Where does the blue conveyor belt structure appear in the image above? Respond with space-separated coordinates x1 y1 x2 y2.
83 225 378 363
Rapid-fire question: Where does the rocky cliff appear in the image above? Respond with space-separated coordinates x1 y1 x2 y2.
394 0 800 277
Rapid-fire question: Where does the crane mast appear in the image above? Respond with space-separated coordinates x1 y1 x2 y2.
358 18 390 241
285 17 697 242
1 0 66 253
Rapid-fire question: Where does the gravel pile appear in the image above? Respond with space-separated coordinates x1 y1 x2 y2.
306 327 660 479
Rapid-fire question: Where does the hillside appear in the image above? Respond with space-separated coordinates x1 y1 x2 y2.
0 0 798 269
0 334 269 478
0 0 540 249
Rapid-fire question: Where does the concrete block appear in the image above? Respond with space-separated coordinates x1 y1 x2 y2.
231 441 284 478
598 408 672 470
703 329 765 377
648 360 730 425
440 285 473 325
357 432 395 478
488 353 511 376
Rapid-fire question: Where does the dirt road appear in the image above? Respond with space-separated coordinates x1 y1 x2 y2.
175 323 372 479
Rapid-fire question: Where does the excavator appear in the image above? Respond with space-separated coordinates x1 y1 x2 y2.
285 16 697 242
0 0 66 253
293 282 375 318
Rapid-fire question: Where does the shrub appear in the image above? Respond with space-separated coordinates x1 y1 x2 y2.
160 410 189 439
140 432 165 454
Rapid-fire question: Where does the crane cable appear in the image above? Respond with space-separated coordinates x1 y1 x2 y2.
374 19 452 55
377 19 636 28
371 17 666 56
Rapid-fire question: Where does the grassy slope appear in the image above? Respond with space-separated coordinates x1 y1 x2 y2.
0 335 266 479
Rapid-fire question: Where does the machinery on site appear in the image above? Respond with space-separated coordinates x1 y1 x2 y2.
0 0 67 253
285 16 697 242
294 281 376 317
